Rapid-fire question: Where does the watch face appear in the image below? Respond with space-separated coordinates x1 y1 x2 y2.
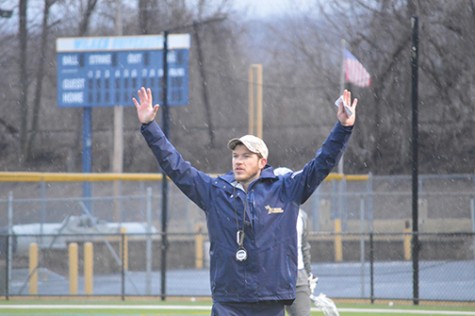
235 248 247 262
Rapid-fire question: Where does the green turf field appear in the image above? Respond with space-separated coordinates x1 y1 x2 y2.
0 300 474 315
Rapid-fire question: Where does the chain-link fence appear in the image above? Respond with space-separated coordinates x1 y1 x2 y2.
0 231 474 302
0 172 474 302
308 232 475 302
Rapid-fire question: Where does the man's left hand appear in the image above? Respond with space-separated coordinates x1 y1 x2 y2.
337 89 357 126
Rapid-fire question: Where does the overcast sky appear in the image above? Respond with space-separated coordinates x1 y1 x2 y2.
234 0 312 17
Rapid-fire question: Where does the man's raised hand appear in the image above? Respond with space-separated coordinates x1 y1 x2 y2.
337 89 357 127
133 87 159 124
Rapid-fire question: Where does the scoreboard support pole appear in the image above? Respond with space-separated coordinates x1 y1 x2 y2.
82 107 92 213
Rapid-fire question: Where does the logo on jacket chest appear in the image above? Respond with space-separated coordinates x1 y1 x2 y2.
265 205 284 214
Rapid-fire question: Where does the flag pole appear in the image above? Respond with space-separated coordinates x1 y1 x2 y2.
336 39 347 246
337 39 346 174
339 39 346 95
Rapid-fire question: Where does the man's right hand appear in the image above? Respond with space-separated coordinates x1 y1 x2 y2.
132 87 160 124
308 273 318 293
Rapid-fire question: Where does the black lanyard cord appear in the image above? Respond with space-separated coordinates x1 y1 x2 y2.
232 186 247 247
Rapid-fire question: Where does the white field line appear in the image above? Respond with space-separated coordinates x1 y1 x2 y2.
324 308 475 315
0 305 207 310
0 305 474 315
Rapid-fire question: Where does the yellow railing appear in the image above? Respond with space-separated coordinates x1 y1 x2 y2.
0 172 368 182
0 172 163 182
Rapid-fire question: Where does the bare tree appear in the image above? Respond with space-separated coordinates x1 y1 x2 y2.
138 0 157 34
2 0 474 174
0 5 19 162
78 0 98 35
68 0 98 171
18 0 28 166
236 0 475 174
25 0 57 161
323 0 475 174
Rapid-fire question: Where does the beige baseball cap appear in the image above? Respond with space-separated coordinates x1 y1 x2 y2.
227 135 268 159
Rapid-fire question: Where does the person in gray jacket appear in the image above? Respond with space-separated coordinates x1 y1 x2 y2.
133 87 357 316
289 208 315 316
275 167 315 316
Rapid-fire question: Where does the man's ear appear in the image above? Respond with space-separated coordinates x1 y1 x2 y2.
259 157 267 169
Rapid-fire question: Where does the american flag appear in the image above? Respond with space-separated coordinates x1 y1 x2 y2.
344 49 371 87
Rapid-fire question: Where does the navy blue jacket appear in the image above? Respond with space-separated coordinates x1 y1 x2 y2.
141 121 352 303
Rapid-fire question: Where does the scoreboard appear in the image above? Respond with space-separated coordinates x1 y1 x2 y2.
56 34 190 107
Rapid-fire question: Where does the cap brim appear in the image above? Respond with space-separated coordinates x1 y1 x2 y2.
227 138 242 150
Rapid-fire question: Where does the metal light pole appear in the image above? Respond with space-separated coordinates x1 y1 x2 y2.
410 15 420 306
158 16 224 301
160 30 169 301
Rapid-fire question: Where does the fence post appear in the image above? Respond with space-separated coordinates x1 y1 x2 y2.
69 243 78 295
359 195 366 298
84 242 93 295
40 181 46 247
367 173 374 232
7 192 13 292
146 186 153 295
120 227 128 271
29 243 38 295
5 235 9 300
404 220 412 261
0 233 6 297
334 219 343 262
471 198 475 264
121 233 125 301
369 232 374 304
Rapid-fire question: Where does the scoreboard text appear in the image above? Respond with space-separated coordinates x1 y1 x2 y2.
56 34 190 107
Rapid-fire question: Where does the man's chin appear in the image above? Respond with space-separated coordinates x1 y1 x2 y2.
234 174 246 182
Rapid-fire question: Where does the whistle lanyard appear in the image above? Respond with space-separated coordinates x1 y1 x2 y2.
233 190 248 261
235 195 246 248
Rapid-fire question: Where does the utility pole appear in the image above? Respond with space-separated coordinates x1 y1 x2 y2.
248 64 263 138
113 0 124 221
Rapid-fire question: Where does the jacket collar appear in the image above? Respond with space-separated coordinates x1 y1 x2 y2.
219 165 277 185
